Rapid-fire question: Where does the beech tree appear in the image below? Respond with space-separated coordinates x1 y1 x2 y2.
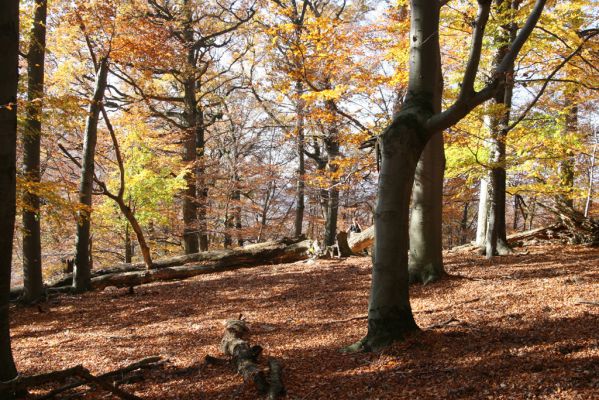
21 0 48 303
0 0 20 393
348 0 547 351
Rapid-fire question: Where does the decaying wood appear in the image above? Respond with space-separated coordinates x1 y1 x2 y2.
0 357 161 399
213 318 285 398
220 319 269 394
348 225 374 254
267 359 285 400
38 356 163 399
10 239 311 296
449 224 565 253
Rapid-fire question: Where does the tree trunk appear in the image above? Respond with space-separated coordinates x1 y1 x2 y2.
475 177 489 246
124 223 132 263
181 0 200 254
323 104 341 247
485 0 517 258
294 80 306 237
460 202 470 244
0 0 19 392
557 95 577 209
116 201 153 268
73 58 109 292
21 0 47 304
347 0 441 352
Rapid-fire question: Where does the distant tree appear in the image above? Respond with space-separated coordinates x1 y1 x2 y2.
0 0 20 393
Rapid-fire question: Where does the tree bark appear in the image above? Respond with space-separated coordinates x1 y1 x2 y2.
348 225 374 254
22 0 47 304
294 80 306 237
475 177 489 246
485 0 517 258
73 58 109 292
323 101 341 247
408 55 445 284
0 0 19 393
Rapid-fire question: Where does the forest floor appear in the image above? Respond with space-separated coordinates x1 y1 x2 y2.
10 243 599 399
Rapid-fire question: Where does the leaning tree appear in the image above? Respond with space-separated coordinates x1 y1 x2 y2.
348 0 548 352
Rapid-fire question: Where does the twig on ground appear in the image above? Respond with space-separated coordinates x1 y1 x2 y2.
426 317 460 330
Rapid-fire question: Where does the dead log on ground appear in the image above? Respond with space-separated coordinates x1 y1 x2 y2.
89 239 311 290
0 357 162 399
10 238 310 295
348 225 374 254
212 318 285 398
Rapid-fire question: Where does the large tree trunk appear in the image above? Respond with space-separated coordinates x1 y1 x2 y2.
294 80 306 237
347 0 441 352
323 104 341 247
73 58 109 292
181 0 203 254
21 0 47 304
408 55 445 284
0 0 19 392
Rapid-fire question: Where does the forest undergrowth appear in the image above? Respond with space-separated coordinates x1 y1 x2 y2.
11 243 599 399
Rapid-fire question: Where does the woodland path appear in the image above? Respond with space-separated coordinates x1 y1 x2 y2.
10 243 599 399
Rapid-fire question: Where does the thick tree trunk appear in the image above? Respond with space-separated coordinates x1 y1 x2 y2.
346 0 442 351
294 80 306 237
0 0 19 392
21 0 47 304
73 58 109 292
408 56 445 283
323 111 341 247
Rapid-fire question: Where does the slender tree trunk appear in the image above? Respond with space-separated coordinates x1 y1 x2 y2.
196 114 209 251
461 202 470 244
323 101 340 247
0 0 19 392
73 58 109 292
294 80 306 237
485 3 516 258
476 177 489 246
22 0 47 304
117 201 153 268
585 130 597 218
125 223 132 263
557 96 577 209
348 0 440 351
181 0 200 254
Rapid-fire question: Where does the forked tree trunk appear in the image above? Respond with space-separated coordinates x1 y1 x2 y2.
22 0 47 304
0 0 19 391
408 57 445 284
347 0 440 351
73 58 109 292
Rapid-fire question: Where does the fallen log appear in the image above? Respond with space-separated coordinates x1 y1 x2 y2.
348 225 374 254
89 239 310 290
0 356 161 400
10 238 310 295
215 318 285 398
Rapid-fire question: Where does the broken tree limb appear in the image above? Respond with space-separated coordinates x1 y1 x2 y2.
37 356 163 399
220 319 269 394
348 225 374 254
